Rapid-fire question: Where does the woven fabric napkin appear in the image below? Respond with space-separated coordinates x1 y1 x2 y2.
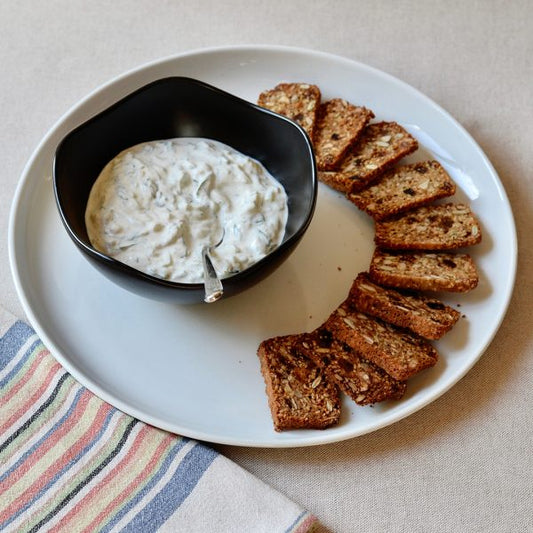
0 308 316 532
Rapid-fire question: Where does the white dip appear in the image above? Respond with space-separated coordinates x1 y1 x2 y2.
85 138 288 283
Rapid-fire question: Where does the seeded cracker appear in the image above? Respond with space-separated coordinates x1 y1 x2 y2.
318 122 418 193
348 160 456 220
323 301 439 381
348 272 460 340
257 334 341 431
257 82 321 139
313 99 374 170
374 203 482 250
297 329 406 405
369 249 479 292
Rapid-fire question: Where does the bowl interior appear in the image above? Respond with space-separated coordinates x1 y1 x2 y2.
53 76 316 292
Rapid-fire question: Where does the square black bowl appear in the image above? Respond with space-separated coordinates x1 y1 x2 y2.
53 77 317 303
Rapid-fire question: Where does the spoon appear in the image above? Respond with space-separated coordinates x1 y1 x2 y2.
201 228 225 303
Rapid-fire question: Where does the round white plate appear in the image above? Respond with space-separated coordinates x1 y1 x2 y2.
9 45 516 447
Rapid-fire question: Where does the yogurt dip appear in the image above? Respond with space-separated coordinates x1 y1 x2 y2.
85 138 288 283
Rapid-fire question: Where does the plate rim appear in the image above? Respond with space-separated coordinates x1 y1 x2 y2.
8 44 518 447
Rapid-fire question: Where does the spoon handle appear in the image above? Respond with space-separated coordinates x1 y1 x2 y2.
202 248 223 303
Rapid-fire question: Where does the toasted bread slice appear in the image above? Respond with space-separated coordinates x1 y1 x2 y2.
322 301 438 381
257 82 321 139
318 122 418 193
257 334 341 431
369 249 479 292
297 329 407 405
313 99 374 170
348 272 461 340
348 160 456 220
374 203 482 250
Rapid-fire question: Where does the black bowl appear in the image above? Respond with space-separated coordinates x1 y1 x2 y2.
53 77 317 303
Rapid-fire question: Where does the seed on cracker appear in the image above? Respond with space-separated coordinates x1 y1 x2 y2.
374 203 482 250
257 334 341 431
369 249 479 292
297 329 406 405
348 160 456 220
348 272 461 340
318 121 418 193
313 98 374 170
257 82 321 139
322 301 439 381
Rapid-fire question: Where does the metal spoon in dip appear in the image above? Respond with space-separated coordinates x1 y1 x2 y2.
201 228 225 303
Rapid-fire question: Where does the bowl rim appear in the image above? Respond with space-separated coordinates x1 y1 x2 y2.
52 75 318 291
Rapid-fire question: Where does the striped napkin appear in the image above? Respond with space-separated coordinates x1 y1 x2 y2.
0 309 317 532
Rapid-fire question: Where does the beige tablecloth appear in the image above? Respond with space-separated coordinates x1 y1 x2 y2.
1 1 531 531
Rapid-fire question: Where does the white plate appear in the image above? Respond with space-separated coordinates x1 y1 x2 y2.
9 45 517 447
